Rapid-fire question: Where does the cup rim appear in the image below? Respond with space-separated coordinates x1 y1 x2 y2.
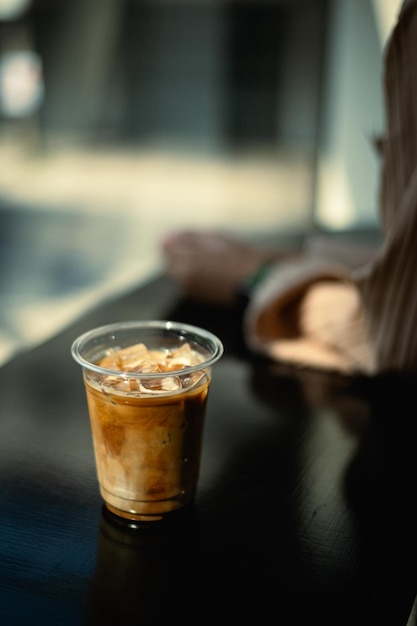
71 319 224 378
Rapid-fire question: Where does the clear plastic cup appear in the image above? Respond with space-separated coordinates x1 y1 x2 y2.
71 320 223 523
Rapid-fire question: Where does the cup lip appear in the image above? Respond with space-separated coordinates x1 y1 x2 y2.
71 319 224 378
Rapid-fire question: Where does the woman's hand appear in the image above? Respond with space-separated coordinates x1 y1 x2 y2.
161 230 281 305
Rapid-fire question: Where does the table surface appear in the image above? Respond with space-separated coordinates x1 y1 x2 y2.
1 274 417 626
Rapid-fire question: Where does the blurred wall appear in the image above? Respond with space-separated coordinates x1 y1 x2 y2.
25 0 328 154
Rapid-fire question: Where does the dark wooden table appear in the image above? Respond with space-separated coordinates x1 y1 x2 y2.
1 274 417 626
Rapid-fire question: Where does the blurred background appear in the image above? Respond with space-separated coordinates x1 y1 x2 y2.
0 0 398 364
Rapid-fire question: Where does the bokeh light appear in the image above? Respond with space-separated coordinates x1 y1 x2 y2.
0 50 44 117
0 0 31 21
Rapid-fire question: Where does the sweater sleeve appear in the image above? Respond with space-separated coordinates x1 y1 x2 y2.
243 257 375 375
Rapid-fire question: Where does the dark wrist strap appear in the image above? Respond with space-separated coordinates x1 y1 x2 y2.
235 261 275 308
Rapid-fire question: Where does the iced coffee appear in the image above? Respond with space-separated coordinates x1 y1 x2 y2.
71 321 223 522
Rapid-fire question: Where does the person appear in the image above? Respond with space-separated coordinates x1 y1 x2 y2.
162 0 417 377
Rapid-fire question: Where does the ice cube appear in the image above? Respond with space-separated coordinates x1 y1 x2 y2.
161 376 182 391
139 375 182 393
98 349 121 371
180 370 206 389
166 343 203 370
116 343 163 373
